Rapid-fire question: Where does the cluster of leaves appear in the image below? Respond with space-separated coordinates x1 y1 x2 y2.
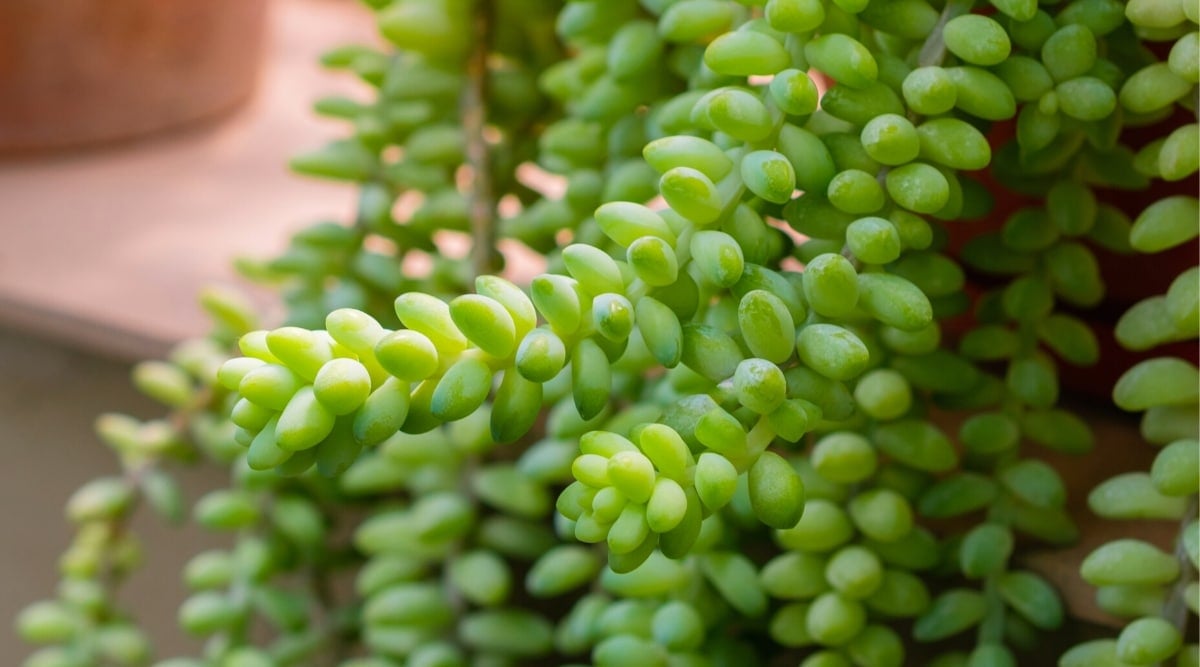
16 0 1198 666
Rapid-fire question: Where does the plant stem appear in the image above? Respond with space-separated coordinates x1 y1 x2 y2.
977 575 1006 645
1164 494 1198 633
918 0 975 67
308 555 347 664
463 2 498 278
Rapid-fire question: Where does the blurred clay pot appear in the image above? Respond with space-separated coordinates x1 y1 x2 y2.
0 0 269 152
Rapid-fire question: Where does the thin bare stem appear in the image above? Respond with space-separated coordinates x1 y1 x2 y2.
1164 494 1198 633
463 4 498 278
918 0 976 67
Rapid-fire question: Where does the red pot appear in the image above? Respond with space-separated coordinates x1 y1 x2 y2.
0 0 269 152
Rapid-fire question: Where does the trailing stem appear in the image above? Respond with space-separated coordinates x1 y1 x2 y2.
463 2 499 278
918 0 976 67
1164 495 1198 633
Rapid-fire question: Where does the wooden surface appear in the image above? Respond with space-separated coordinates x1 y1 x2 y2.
0 0 377 361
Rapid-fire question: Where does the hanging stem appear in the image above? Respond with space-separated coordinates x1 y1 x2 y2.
918 0 975 66
1164 494 1198 633
463 3 498 278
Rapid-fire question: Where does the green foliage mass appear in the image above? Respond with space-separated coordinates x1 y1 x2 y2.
17 0 1199 665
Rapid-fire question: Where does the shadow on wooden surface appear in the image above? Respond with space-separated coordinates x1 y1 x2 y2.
0 328 228 666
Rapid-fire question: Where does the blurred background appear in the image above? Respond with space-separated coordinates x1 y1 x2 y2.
0 0 376 661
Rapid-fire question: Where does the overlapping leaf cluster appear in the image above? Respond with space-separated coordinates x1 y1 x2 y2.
17 0 1198 665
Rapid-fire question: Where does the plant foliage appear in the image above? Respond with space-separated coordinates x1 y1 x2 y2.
17 0 1199 665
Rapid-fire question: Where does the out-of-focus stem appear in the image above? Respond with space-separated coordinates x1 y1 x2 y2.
463 3 498 278
1164 494 1198 633
918 0 975 67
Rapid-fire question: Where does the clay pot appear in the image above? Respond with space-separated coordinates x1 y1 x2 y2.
0 0 269 152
